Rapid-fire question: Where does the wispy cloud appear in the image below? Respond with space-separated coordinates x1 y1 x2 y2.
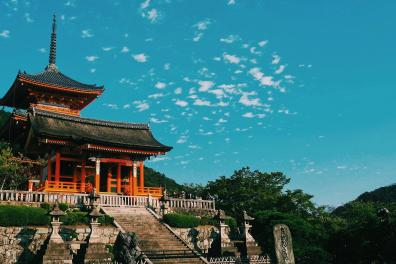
85 55 99 62
0 30 10 38
132 53 148 62
223 53 241 64
81 29 94 38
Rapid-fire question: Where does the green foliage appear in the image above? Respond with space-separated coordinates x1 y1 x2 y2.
58 203 68 212
0 109 11 128
61 212 89 225
356 183 396 203
40 202 51 212
163 213 201 228
204 167 292 215
98 215 114 226
330 201 396 263
0 205 49 226
144 167 182 193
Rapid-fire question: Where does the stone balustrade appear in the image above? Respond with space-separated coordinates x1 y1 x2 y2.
0 190 216 211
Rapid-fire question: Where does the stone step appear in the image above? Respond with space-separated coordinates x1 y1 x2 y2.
104 207 206 264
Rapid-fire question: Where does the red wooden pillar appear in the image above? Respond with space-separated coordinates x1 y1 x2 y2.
139 161 144 190
107 167 112 193
47 157 52 181
133 162 138 195
129 166 133 196
95 159 100 192
55 151 61 186
80 160 86 192
116 163 122 194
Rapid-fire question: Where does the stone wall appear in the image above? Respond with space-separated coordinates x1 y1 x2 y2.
0 226 49 264
173 225 219 254
0 225 119 264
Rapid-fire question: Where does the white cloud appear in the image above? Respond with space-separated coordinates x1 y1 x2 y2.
249 67 274 86
147 9 159 23
193 99 211 106
175 100 188 107
24 13 34 23
258 40 268 47
174 87 182 94
275 65 286 74
220 35 239 44
133 53 148 62
228 0 236 5
85 55 99 62
0 30 10 38
38 48 46 53
176 135 188 144
239 93 261 107
81 29 94 38
150 117 168 124
90 68 96 73
103 103 118 110
242 112 255 118
193 32 203 42
140 0 151 9
198 80 214 92
133 101 150 112
223 53 240 64
102 47 113 52
155 82 166 89
193 19 211 30
164 63 171 70
121 46 129 53
272 54 281 64
148 93 165 99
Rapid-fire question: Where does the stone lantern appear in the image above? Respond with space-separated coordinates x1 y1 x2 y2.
49 201 65 244
241 210 262 256
88 187 101 209
215 210 237 256
160 189 170 217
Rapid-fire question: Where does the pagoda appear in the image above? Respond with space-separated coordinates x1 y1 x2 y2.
0 15 172 197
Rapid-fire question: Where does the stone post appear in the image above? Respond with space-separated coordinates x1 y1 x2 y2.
241 210 262 256
160 189 170 217
216 210 238 256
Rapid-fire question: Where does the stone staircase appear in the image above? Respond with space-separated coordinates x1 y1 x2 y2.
104 207 207 264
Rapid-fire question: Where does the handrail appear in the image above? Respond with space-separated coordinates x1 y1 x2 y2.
146 207 210 264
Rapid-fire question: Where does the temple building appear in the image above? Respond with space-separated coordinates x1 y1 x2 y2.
0 15 172 197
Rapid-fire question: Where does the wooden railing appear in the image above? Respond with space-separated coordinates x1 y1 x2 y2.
0 190 215 211
137 187 162 197
44 180 81 193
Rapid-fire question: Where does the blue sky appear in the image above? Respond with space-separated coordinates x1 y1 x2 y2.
0 0 395 206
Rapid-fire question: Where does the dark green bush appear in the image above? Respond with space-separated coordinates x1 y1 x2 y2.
40 202 51 212
61 212 89 225
59 203 68 212
0 205 49 226
99 215 114 226
163 213 201 228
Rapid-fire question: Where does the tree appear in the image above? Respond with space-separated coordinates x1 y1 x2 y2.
204 167 290 215
0 141 42 190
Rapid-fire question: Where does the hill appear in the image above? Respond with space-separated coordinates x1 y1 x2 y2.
144 166 183 193
355 183 396 203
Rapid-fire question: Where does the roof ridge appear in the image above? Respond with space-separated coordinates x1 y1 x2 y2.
31 108 149 130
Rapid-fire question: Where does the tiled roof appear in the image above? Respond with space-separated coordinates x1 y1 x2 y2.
29 109 172 152
19 70 103 91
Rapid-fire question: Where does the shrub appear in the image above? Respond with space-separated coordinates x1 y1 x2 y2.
59 203 68 212
40 202 51 212
163 213 201 228
61 212 89 225
99 215 114 226
0 205 49 226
